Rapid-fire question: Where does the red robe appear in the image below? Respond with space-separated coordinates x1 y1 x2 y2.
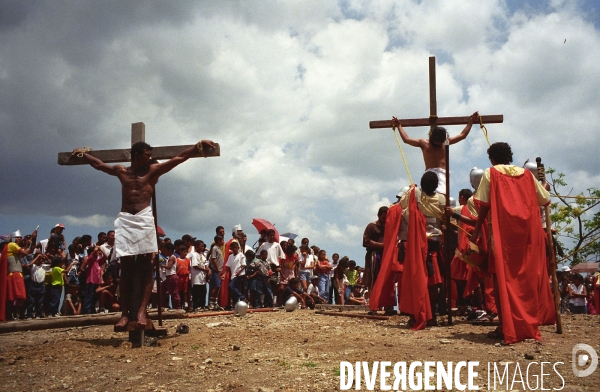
451 205 473 281
0 244 7 321
463 200 497 315
218 239 234 307
399 187 431 330
488 168 552 343
369 203 402 310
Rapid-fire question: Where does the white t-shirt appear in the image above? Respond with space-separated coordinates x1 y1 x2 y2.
569 283 587 307
307 283 319 296
164 256 177 276
257 242 284 266
299 253 315 272
227 253 246 277
190 251 208 285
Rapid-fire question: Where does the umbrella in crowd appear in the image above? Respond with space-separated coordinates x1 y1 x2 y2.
280 232 298 240
251 218 279 242
571 262 599 274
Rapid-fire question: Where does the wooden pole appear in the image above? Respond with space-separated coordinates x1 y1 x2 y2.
315 311 390 320
536 158 563 334
445 141 452 325
152 188 163 327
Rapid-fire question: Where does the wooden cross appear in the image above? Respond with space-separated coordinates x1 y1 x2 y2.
370 56 503 326
369 57 503 130
58 122 219 165
58 122 220 345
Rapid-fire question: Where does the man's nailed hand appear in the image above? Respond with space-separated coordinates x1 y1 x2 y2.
196 140 216 157
72 147 92 158
391 116 401 130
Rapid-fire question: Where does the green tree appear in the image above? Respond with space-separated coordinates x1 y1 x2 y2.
547 168 600 265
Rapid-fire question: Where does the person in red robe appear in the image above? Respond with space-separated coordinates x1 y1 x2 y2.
369 202 402 313
399 172 446 329
471 142 552 344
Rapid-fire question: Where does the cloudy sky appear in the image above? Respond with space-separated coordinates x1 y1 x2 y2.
1 0 598 263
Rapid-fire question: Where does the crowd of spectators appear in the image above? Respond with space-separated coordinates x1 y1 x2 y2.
1 224 369 321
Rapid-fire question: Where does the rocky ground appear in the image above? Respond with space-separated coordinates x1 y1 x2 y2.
0 310 598 391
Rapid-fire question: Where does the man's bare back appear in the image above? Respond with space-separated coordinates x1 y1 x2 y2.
392 112 479 170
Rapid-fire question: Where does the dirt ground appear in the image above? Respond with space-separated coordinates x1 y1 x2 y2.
0 310 598 391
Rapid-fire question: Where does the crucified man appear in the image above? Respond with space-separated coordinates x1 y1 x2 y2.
391 112 478 193
75 140 215 330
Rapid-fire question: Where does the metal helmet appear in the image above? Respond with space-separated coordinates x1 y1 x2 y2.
234 300 248 316
232 224 243 238
396 186 410 199
11 230 22 242
449 197 457 208
469 167 484 190
523 161 540 180
285 296 298 312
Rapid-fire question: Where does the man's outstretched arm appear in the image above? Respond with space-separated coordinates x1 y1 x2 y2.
152 140 216 177
448 112 479 145
392 117 421 147
79 152 121 176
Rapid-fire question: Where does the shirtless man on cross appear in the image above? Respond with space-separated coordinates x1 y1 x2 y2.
391 112 479 194
76 140 214 330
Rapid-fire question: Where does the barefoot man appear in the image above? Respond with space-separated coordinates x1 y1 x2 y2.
75 140 215 330
391 112 479 194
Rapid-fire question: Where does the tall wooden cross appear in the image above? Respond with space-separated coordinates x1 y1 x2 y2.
370 56 503 325
58 122 220 345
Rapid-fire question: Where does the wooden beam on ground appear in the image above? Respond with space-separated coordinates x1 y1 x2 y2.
0 310 186 334
369 115 503 129
185 308 277 319
315 304 370 312
315 311 390 320
58 144 220 165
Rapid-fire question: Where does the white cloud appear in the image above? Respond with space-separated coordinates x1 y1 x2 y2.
62 214 112 229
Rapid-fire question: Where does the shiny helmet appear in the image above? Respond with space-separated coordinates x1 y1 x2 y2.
396 186 410 200
232 224 243 238
11 230 22 242
449 197 457 208
285 296 298 312
234 300 248 316
469 167 484 190
523 160 540 180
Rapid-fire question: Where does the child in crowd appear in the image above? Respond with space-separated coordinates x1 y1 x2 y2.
298 244 315 292
66 244 80 285
62 284 82 316
190 239 210 311
282 278 313 309
314 249 332 303
279 243 298 291
161 243 180 309
332 257 349 305
96 272 119 313
348 284 366 305
244 250 259 306
307 276 326 305
226 241 246 304
250 249 274 308
208 236 225 310
567 273 587 314
176 245 190 310
27 253 47 319
48 257 66 317
345 260 358 303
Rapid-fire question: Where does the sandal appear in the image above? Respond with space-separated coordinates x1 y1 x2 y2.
487 327 504 340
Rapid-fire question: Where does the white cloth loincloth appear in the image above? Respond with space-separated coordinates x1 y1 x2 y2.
114 206 158 258
426 167 449 195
